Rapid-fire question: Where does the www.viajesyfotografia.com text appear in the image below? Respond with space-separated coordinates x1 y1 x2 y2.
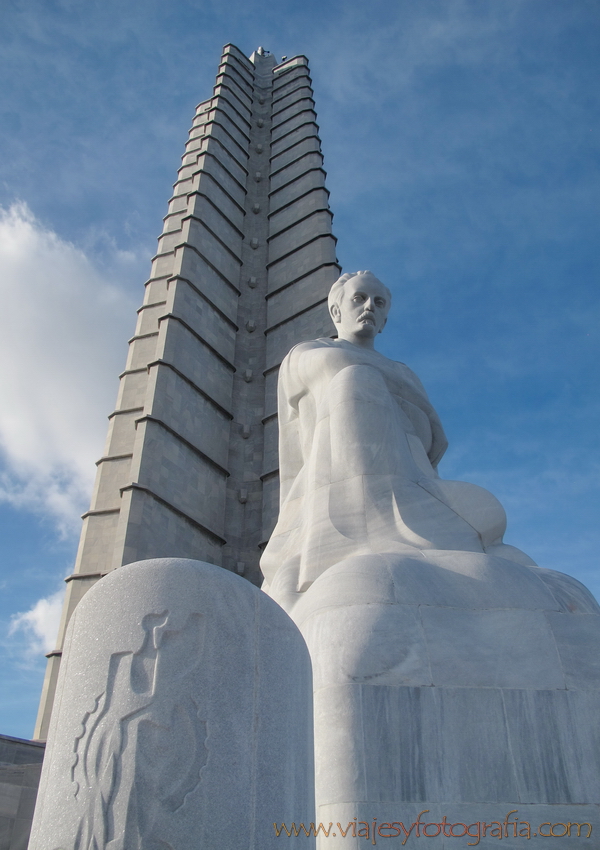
273 809 593 844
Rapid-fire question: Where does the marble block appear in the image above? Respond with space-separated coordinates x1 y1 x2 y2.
292 550 600 847
29 558 315 850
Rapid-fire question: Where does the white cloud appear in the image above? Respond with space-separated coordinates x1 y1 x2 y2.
0 202 140 534
9 588 65 657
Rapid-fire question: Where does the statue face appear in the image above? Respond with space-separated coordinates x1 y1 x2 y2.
332 274 390 343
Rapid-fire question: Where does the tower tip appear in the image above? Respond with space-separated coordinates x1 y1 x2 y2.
249 46 277 68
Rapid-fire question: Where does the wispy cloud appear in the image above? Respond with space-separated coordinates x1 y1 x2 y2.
8 588 65 659
0 202 139 534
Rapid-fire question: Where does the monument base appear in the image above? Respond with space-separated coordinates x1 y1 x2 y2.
282 551 600 848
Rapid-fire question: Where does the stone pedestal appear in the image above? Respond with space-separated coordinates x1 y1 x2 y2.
29 558 315 849
292 551 600 848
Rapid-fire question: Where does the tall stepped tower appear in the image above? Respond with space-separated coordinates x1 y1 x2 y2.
35 44 340 740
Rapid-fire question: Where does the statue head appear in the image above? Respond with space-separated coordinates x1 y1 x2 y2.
328 271 391 348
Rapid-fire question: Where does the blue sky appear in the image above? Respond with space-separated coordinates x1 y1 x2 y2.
0 0 598 739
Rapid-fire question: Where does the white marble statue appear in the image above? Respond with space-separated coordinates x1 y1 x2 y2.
262 270 533 607
262 270 600 847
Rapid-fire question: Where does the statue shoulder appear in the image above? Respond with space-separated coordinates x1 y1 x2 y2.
278 339 334 398
281 338 335 368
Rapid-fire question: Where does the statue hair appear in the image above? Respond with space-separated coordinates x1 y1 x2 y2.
328 270 392 314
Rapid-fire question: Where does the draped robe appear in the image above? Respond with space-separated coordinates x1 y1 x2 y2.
261 338 510 595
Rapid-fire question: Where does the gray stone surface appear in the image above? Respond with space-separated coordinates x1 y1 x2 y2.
0 736 44 850
421 606 564 689
29 558 314 850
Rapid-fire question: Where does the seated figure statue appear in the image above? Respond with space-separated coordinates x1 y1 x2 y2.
264 270 543 604
261 271 600 845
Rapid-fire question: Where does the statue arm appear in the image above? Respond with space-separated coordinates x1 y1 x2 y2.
276 345 309 505
401 364 448 469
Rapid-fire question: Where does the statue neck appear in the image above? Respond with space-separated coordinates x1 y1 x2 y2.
334 331 376 350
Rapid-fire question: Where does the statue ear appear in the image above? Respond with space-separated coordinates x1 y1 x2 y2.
330 303 341 324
